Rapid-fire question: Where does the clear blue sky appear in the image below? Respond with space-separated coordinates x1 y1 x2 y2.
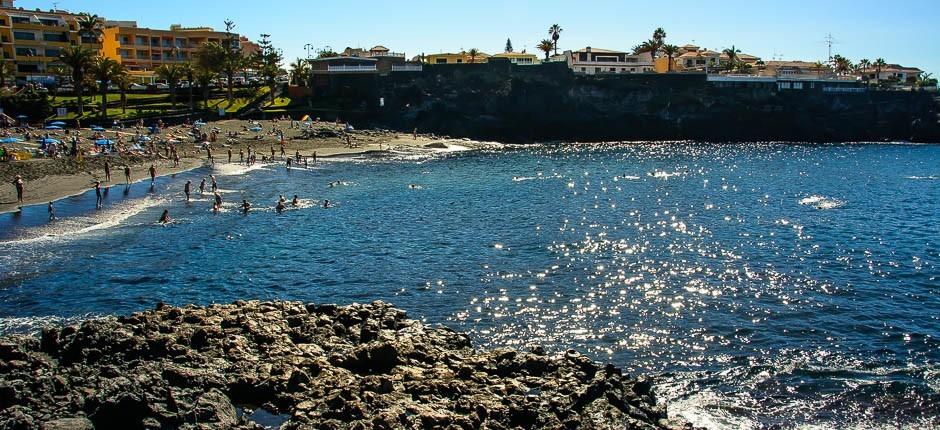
15 0 939 75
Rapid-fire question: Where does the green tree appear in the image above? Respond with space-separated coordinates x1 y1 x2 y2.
289 58 310 86
76 13 103 42
916 72 936 89
722 45 741 71
873 58 887 85
90 57 125 119
832 55 853 75
254 34 284 104
155 63 184 107
0 61 15 88
632 39 658 58
468 48 480 64
548 24 562 55
661 44 679 72
505 38 513 53
220 20 247 104
537 39 554 60
112 71 131 114
651 28 667 59
812 61 827 77
58 46 94 116
194 44 221 109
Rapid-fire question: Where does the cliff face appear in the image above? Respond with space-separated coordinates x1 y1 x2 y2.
309 63 940 143
0 301 689 430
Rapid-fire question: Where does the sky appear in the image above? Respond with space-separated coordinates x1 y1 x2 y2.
14 0 940 75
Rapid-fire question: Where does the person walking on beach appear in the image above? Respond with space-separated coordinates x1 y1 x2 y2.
124 165 131 184
148 164 156 185
47 202 55 221
413 127 418 140
184 180 192 201
239 148 244 163
104 160 112 182
228 148 232 163
270 145 275 159
94 180 103 209
312 151 317 164
11 175 24 204
206 146 214 165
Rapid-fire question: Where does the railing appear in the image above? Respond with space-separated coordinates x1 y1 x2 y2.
368 52 406 58
327 65 377 72
822 87 866 93
391 65 423 72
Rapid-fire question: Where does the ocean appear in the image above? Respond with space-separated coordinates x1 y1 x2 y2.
1 142 938 429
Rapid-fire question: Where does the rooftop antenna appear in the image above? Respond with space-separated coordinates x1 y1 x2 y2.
823 33 839 62
52 1 59 9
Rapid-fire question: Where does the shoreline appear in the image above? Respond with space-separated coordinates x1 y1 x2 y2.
1 120 460 215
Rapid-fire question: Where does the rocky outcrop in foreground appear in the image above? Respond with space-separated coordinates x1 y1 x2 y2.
0 301 688 429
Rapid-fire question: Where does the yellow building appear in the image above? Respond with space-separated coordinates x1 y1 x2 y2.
490 51 539 65
0 5 101 82
425 51 490 65
100 22 234 82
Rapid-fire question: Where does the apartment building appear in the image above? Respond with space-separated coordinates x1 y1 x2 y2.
565 47 653 75
0 4 101 82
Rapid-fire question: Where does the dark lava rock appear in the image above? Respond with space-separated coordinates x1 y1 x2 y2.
0 301 692 429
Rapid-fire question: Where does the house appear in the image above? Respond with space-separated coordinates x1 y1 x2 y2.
565 47 653 75
677 49 721 71
309 56 378 75
859 64 923 84
758 61 833 79
490 51 539 65
341 45 406 59
425 51 490 64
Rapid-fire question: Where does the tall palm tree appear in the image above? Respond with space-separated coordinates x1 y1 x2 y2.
468 48 480 64
722 46 741 71
76 13 102 43
857 59 871 83
0 61 14 88
90 57 125 119
660 44 679 72
873 58 887 85
548 24 563 55
112 72 131 114
651 28 667 59
916 72 935 89
155 63 184 108
58 46 94 116
289 58 310 86
832 55 853 75
537 39 554 60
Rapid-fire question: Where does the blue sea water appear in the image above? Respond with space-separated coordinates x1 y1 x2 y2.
1 142 938 429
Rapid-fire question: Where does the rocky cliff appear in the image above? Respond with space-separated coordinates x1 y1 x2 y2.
305 62 940 143
0 301 690 429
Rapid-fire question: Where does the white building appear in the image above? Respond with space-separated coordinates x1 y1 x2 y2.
565 47 653 75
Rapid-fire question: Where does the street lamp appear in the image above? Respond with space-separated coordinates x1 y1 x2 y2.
304 43 313 59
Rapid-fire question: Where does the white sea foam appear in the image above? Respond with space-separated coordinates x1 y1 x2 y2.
905 175 938 180
0 313 100 335
799 195 845 210
2 197 166 246
211 163 270 176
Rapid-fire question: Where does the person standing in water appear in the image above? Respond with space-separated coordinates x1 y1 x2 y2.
124 165 131 184
47 202 55 221
184 180 192 201
291 195 300 207
11 175 24 204
94 180 103 209
276 199 286 214
210 175 218 192
104 160 111 182
206 146 214 165
148 164 156 185
159 209 171 224
199 178 206 194
241 199 251 213
214 191 222 209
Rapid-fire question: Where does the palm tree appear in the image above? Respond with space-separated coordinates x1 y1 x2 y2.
632 39 658 59
832 55 853 75
857 59 871 83
537 39 554 60
873 58 887 85
651 28 667 59
916 72 935 89
548 24 563 55
155 63 184 107
194 44 219 109
812 61 826 77
114 73 131 114
178 62 195 111
46 65 68 101
722 46 741 71
660 44 679 72
76 13 102 43
90 57 124 119
0 61 15 88
289 58 310 86
468 48 480 64
59 46 94 116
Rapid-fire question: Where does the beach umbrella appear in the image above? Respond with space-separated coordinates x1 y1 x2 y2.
0 137 23 144
38 138 61 144
44 125 63 130
249 127 262 132
95 139 114 146
91 126 105 132
136 135 151 142
50 121 66 126
16 115 28 120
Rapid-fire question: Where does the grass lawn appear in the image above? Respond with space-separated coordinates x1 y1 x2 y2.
47 87 270 121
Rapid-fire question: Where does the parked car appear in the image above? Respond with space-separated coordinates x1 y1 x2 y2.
151 83 170 90
129 83 147 91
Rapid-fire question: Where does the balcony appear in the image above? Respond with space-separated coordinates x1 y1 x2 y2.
391 64 423 72
368 52 406 58
326 65 377 73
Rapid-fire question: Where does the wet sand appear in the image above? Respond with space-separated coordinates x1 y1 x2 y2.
0 120 451 214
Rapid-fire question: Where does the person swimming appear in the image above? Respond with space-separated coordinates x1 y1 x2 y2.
323 199 332 209
159 209 171 224
291 195 299 207
278 195 286 204
275 200 286 214
241 199 252 213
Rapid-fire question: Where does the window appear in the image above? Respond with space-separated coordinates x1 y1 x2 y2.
135 36 147 45
17 64 39 72
456 59 462 63
15 47 37 56
435 58 446 64
0 19 6 26
792 82 803 90
39 19 59 26
594 67 600 73
778 82 792 90
45 49 60 58
580 67 585 72
609 68 616 72
43 32 67 42
13 31 36 40
11 17 30 24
